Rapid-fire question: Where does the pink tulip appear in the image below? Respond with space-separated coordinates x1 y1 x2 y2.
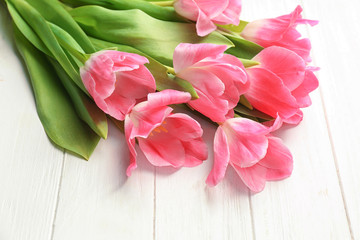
245 46 319 124
240 5 318 62
125 90 208 176
173 43 249 123
80 50 156 121
206 117 293 192
173 0 242 37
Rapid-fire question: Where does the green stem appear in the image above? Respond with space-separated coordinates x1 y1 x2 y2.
58 37 88 64
166 66 176 75
150 1 174 7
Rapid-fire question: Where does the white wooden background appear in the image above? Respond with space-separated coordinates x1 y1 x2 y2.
0 0 358 239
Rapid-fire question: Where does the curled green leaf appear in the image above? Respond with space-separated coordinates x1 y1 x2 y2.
14 27 100 160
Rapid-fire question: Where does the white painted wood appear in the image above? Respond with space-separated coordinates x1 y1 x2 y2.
302 0 360 239
241 1 352 239
1 0 359 239
155 116 254 240
52 123 155 240
0 9 64 240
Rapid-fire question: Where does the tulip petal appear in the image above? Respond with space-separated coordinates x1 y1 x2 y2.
253 46 306 91
194 0 229 19
166 113 204 141
231 162 267 193
206 126 230 186
138 134 186 168
173 43 228 72
225 118 269 167
245 67 299 119
291 69 319 108
145 89 192 109
258 136 293 180
283 109 303 125
125 115 138 176
213 0 241 25
179 68 230 122
240 5 318 62
182 138 208 167
129 90 192 138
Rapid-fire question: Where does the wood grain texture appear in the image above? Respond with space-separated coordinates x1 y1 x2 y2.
0 8 64 240
154 118 253 240
301 0 360 239
241 1 352 239
52 123 155 240
0 0 359 239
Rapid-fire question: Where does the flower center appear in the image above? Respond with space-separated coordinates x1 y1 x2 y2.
150 121 168 136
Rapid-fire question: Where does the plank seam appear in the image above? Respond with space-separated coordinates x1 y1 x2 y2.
153 167 157 240
300 3 355 239
248 190 257 240
317 86 355 240
49 151 66 240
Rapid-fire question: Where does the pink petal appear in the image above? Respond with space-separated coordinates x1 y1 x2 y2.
182 138 208 167
193 54 249 108
145 89 192 109
138 113 207 168
124 115 137 176
291 69 319 107
224 118 269 167
240 5 318 62
139 134 186 168
173 43 228 73
206 126 230 186
165 113 204 141
245 67 299 119
166 113 207 166
196 10 218 36
258 136 293 180
253 46 306 91
80 54 116 99
81 50 155 121
178 68 229 122
213 0 241 25
231 162 267 193
283 109 303 125
194 0 229 19
173 0 198 21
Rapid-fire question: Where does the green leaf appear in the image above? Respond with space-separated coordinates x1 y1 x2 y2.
61 0 186 22
217 20 249 34
70 6 234 66
23 0 95 53
14 27 100 160
5 1 51 56
10 0 87 93
223 33 263 59
234 105 274 123
90 37 199 99
50 60 108 139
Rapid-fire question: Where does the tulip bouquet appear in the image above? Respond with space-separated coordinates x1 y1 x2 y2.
3 0 319 192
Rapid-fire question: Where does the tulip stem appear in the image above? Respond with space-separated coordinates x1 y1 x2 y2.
150 1 174 7
166 66 176 75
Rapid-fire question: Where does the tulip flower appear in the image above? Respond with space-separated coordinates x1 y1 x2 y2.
245 46 319 124
125 90 208 176
206 117 293 192
174 0 242 37
173 43 249 123
80 50 156 121
240 5 318 62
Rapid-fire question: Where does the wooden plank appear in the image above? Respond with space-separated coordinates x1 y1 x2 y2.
241 1 352 239
0 9 64 240
301 0 360 239
52 123 155 240
155 118 254 240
